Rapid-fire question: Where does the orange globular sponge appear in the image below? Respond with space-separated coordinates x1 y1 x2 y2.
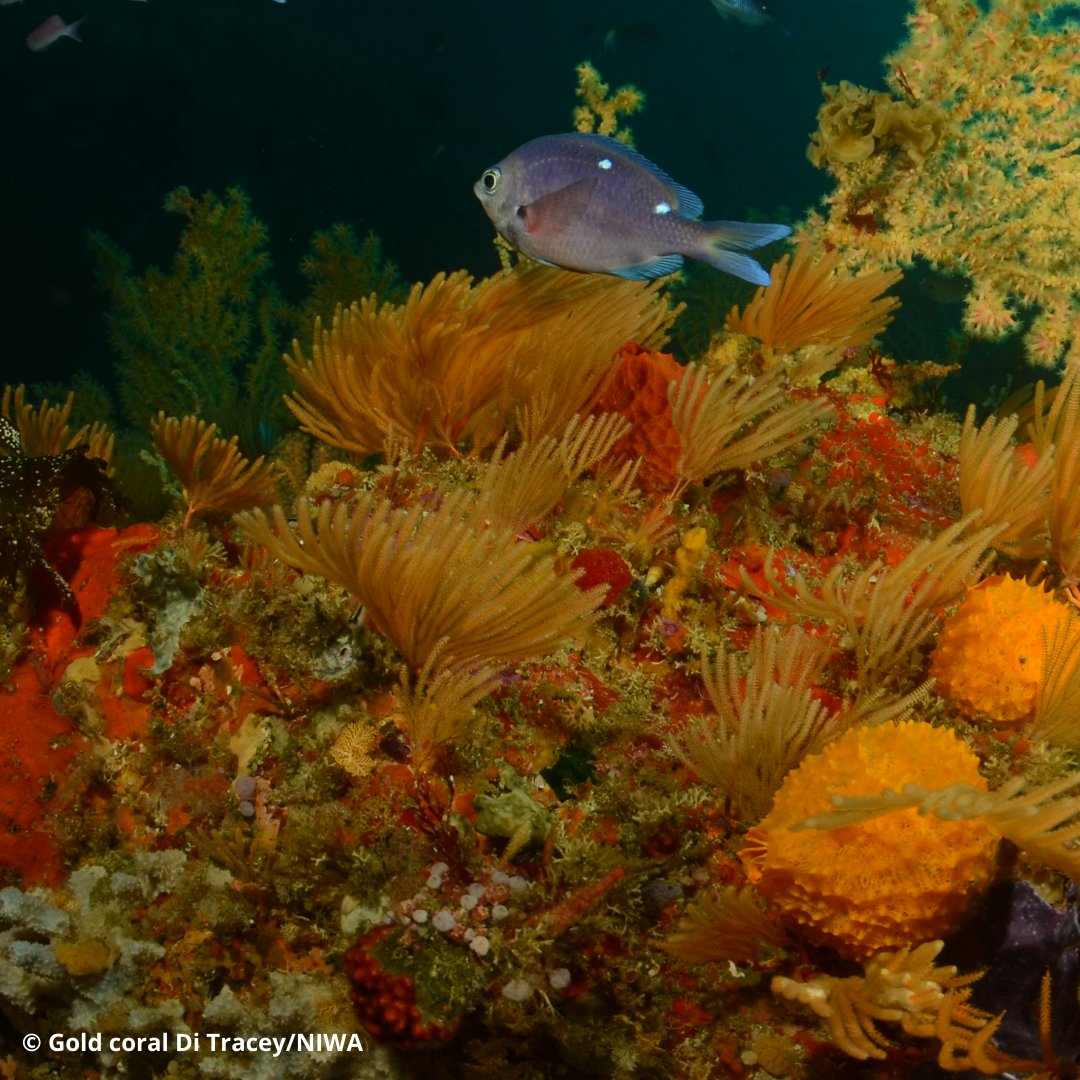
742 720 999 962
595 342 685 493
930 574 1080 726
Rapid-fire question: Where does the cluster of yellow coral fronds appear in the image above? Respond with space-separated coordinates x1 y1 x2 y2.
238 488 606 763
151 413 279 528
671 626 840 823
572 60 644 144
2 384 114 465
285 262 674 457
806 0 1080 366
958 363 1080 579
724 240 901 369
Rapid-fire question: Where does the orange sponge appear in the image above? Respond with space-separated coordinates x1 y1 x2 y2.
596 342 685 493
742 721 998 962
930 574 1080 726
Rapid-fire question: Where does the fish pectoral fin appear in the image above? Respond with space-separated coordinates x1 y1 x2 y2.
519 178 597 237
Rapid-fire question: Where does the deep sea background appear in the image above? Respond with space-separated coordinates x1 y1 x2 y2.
2 0 920 401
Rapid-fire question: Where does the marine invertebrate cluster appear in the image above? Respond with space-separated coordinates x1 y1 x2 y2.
807 0 1080 365
90 187 288 435
150 412 280 527
285 262 675 456
10 39 1080 1078
724 238 902 369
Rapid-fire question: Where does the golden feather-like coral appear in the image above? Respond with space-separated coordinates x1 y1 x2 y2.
671 626 840 822
2 384 114 465
724 240 901 368
473 412 633 533
663 885 790 965
670 361 832 492
237 488 605 676
1030 364 1080 579
151 413 279 527
285 262 675 457
957 405 1053 558
741 517 1001 690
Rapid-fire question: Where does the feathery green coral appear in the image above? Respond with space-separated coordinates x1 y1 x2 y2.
89 187 289 450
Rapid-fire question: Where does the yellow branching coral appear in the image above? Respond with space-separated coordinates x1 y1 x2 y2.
151 413 279 528
2 384 114 466
807 0 1080 365
572 60 644 144
285 262 674 457
724 239 901 368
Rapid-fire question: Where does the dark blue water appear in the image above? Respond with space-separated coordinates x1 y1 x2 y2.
0 0 908 390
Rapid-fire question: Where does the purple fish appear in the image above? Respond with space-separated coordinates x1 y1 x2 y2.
474 133 790 286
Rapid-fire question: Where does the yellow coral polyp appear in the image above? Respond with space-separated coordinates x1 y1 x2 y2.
742 721 998 962
930 574 1080 726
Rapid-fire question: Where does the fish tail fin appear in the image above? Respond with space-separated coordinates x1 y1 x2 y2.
68 15 86 41
698 221 791 286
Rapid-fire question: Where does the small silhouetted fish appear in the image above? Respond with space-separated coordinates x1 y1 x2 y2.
26 13 84 51
474 133 790 285
709 0 789 34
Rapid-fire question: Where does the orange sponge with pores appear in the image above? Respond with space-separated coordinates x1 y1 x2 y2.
742 720 998 962
930 574 1080 726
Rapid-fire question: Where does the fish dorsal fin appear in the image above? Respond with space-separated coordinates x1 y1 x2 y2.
571 133 705 219
520 177 597 237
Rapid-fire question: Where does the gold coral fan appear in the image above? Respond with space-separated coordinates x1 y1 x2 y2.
671 626 840 822
285 262 675 458
807 2 1080 365
572 60 644 144
670 360 832 493
150 412 279 527
724 239 901 369
2 384 114 465
237 489 605 676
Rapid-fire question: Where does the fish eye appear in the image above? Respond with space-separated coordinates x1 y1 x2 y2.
480 167 501 193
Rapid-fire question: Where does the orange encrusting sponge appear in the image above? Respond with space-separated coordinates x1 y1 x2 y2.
930 574 1080 726
742 721 999 962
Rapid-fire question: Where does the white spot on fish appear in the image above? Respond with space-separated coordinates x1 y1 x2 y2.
653 201 672 215
597 158 613 170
